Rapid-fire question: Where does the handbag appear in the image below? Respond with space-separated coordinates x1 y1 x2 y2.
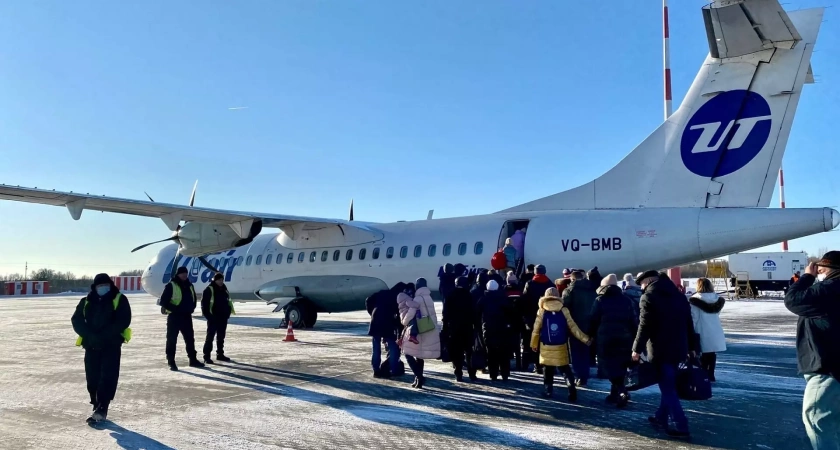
415 297 437 334
677 358 712 400
625 361 658 391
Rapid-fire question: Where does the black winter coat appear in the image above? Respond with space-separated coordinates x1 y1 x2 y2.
476 290 515 351
442 287 475 349
632 278 698 364
202 284 232 321
159 278 196 315
522 276 554 327
563 278 598 326
590 285 638 378
439 273 457 300
366 289 400 339
71 285 132 350
784 274 840 376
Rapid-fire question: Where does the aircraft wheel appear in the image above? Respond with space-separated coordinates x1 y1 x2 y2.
285 300 317 329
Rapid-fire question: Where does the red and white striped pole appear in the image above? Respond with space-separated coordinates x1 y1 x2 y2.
780 165 788 251
663 0 673 119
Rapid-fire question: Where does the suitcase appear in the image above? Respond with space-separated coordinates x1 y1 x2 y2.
677 359 712 400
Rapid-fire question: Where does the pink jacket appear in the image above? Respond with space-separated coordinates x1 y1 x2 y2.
397 292 420 319
400 287 441 360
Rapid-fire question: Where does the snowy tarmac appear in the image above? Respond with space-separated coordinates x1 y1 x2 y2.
0 294 810 449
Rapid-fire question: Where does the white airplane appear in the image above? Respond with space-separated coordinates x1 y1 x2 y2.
0 1 835 329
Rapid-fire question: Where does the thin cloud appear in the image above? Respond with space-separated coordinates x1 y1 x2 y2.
228 106 249 110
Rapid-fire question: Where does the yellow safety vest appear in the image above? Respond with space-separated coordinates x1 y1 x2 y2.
209 286 236 316
75 293 132 347
164 281 196 314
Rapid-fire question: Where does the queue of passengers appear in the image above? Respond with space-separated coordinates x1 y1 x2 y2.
366 262 727 440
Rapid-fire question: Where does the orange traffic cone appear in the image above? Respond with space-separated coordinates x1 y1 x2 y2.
283 321 298 342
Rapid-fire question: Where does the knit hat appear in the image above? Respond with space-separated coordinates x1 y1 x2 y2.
623 273 637 286
416 277 428 289
817 251 840 270
562 268 571 278
486 280 499 291
507 272 518 285
176 266 188 275
535 264 547 275
545 287 560 297
213 272 224 281
526 264 535 272
92 273 112 287
601 274 618 287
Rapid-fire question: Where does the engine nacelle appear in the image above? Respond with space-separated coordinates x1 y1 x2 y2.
176 220 262 256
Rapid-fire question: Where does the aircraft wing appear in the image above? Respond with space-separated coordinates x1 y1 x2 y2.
0 183 377 237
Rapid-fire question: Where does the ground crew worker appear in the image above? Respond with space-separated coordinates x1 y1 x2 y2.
160 266 204 371
202 272 234 364
71 273 131 424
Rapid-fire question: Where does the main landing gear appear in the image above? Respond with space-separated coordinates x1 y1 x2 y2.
280 298 318 329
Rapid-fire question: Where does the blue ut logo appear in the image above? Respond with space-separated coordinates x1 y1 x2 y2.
762 260 777 271
681 90 772 177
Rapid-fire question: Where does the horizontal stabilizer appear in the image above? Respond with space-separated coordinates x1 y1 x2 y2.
703 0 802 59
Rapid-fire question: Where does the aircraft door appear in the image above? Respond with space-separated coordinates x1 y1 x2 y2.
498 219 530 272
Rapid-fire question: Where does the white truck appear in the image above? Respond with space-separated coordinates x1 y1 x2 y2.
728 251 808 293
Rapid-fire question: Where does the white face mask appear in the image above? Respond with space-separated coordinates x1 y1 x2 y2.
817 273 827 282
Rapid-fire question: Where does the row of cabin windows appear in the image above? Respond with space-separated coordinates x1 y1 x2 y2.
242 242 484 267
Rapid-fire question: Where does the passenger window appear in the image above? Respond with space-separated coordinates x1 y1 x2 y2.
310 251 317 263
256 255 263 265
386 247 394 259
237 256 243 266
266 254 273 265
321 251 328 262
474 242 483 255
400 246 408 258
414 245 422 258
346 249 354 261
246 255 253 266
443 244 451 257
428 245 437 257
277 254 283 264
287 253 294 264
373 248 380 259
333 250 340 261
458 243 467 256
298 252 305 263
359 248 367 260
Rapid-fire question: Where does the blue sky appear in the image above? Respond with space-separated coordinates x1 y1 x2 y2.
0 1 838 277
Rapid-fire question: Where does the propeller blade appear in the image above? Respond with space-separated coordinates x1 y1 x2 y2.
144 191 155 202
189 180 198 207
349 199 354 221
198 256 218 273
130 236 179 253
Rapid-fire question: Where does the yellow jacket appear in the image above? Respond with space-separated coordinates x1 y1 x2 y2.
530 296 591 367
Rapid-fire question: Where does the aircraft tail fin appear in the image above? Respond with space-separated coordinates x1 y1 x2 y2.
502 2 823 212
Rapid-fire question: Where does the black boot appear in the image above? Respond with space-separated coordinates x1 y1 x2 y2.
216 354 232 362
203 355 215 364
616 393 630 409
455 370 464 382
542 385 553 398
568 385 578 403
468 370 478 382
91 403 108 422
168 359 179 371
189 358 206 368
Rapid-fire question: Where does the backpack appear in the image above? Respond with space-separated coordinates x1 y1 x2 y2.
540 309 568 345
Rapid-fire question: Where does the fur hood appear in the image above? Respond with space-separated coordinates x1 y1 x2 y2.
538 296 563 312
690 292 725 314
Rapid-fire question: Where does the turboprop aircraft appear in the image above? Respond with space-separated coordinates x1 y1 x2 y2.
0 1 836 329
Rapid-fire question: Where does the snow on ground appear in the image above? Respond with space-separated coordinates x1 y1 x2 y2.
0 294 811 449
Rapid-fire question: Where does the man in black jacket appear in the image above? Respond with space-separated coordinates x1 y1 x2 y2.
367 282 404 378
632 270 697 439
785 251 840 450
202 273 234 364
563 270 599 386
160 267 204 371
442 277 477 382
71 273 131 423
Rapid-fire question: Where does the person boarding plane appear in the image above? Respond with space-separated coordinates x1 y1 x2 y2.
0 1 836 329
